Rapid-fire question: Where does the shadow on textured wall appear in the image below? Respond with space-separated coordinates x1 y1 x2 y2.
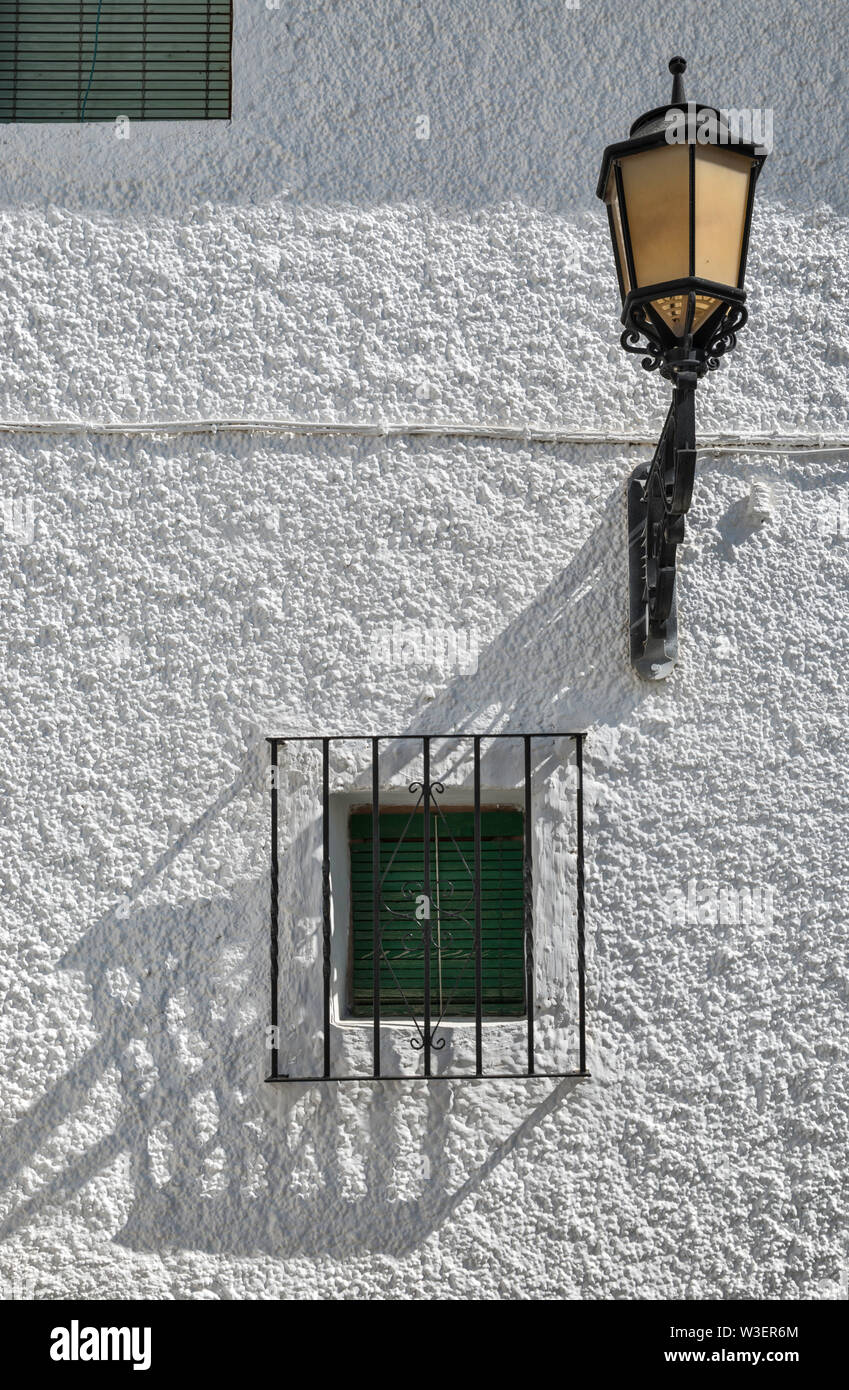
0 483 645 1260
0 878 586 1260
398 479 644 734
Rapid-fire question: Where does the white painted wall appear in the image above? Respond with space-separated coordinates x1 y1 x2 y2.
0 0 847 1300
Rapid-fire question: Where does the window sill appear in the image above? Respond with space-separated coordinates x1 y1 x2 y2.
265 1071 591 1084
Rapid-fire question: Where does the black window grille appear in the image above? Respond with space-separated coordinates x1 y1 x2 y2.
266 733 589 1084
0 1 233 123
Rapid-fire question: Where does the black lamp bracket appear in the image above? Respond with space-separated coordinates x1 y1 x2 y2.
628 361 699 679
626 283 750 679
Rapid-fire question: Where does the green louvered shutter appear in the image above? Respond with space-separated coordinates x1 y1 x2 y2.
349 808 526 1019
0 2 232 122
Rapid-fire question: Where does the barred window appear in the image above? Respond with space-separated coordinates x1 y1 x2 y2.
0 1 233 123
266 734 589 1084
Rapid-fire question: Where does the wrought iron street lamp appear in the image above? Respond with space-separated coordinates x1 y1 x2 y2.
597 58 768 678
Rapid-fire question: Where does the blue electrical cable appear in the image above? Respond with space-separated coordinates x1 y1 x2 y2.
80 0 105 122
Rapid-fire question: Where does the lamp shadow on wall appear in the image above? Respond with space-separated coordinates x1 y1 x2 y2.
0 482 639 1264
397 476 644 733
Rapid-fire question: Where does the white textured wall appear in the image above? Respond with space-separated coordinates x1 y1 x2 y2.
1 0 847 1300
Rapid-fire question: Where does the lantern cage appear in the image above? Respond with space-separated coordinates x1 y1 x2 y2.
596 58 767 379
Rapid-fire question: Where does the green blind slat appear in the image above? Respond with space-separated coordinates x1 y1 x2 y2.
349 809 526 1020
0 1 232 122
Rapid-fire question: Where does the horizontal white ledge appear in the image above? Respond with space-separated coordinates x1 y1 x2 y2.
0 417 847 455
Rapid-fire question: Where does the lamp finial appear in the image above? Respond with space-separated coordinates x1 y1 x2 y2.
669 56 686 104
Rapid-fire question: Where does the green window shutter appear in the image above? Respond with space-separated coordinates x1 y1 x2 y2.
349 808 526 1020
0 2 232 123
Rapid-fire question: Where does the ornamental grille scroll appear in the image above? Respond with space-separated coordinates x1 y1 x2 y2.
361 777 483 1054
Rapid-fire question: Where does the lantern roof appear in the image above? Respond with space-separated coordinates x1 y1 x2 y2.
596 58 765 201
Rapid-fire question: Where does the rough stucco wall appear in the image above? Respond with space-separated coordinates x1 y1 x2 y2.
0 0 847 1300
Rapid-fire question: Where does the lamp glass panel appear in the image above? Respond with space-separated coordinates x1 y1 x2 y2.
694 145 752 288
603 169 631 296
619 143 689 290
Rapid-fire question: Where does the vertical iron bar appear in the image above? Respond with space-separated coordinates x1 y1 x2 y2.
11 1 20 122
227 0 234 118
77 1 84 120
269 740 279 1078
204 0 212 118
141 0 148 121
473 736 483 1076
576 734 587 1074
371 737 381 1078
523 736 534 1075
322 737 331 1078
422 736 431 1077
